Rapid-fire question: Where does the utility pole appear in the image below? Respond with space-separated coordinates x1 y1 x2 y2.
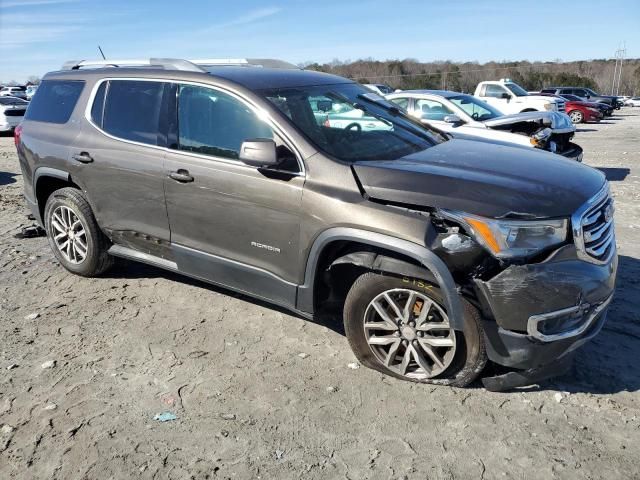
611 43 626 95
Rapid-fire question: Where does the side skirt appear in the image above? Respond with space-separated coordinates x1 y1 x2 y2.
107 244 311 320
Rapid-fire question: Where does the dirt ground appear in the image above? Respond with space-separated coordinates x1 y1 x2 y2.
1 110 639 480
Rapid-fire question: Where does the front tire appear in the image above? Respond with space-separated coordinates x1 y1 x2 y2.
343 272 487 387
569 110 584 124
44 187 113 277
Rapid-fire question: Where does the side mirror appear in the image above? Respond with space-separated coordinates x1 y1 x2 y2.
501 92 511 100
443 114 463 124
239 139 279 167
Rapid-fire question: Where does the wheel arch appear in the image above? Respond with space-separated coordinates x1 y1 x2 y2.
33 167 81 223
296 228 463 330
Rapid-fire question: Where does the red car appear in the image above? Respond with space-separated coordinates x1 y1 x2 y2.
539 93 603 124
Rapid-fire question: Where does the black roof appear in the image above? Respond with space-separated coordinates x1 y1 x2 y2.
205 67 352 90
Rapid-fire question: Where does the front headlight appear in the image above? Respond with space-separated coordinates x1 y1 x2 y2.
543 103 556 111
442 211 568 259
530 127 552 147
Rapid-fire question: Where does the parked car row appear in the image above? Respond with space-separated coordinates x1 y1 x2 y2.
0 96 29 133
0 84 37 101
385 90 583 161
624 96 640 107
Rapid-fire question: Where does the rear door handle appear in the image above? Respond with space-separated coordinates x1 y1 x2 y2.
168 169 194 183
72 152 93 163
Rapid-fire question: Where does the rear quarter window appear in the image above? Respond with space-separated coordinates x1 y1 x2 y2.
24 80 84 124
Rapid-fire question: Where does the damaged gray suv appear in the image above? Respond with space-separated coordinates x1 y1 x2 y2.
16 58 617 390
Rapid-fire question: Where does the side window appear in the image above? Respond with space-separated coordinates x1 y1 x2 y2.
90 82 107 128
177 85 273 160
415 99 454 121
389 97 409 110
483 84 508 98
102 80 165 146
24 80 84 124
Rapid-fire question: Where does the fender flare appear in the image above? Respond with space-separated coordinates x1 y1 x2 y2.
296 227 464 331
33 166 71 192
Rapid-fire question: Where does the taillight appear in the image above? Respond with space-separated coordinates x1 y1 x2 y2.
14 124 23 148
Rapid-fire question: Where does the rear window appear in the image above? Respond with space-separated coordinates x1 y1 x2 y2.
100 80 165 146
24 80 84 124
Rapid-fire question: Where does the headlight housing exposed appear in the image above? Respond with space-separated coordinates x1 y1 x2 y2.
530 127 552 147
441 211 568 259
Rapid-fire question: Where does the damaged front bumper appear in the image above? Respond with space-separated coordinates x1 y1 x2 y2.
473 244 617 388
555 142 583 162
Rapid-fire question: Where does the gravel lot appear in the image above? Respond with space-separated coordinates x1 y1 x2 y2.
1 110 639 480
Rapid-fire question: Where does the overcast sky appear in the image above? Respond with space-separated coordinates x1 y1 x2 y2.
1 0 638 82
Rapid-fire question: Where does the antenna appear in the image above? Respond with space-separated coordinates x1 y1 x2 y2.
98 45 106 60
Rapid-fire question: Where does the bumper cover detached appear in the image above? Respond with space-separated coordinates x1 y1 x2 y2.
557 142 584 162
474 245 617 390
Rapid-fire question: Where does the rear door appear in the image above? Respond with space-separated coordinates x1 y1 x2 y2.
163 83 304 305
69 79 171 256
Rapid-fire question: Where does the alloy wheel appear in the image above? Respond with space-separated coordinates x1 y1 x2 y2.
569 111 583 123
50 205 88 264
364 288 456 379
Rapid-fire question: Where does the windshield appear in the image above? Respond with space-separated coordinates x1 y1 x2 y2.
448 94 503 121
376 84 394 94
261 83 445 161
504 83 529 97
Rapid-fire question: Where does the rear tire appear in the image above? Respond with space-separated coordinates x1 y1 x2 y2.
44 187 113 277
343 272 487 387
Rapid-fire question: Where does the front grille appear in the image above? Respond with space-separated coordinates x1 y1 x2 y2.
572 186 615 263
556 101 566 112
4 109 25 117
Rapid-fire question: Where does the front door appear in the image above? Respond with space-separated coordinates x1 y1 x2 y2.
411 98 457 132
480 84 513 113
163 84 304 306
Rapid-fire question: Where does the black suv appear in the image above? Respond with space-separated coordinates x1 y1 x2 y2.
16 58 617 391
540 87 622 109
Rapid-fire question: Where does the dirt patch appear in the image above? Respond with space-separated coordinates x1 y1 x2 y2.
1 113 639 479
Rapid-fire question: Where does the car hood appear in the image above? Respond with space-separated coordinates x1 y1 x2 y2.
524 94 558 104
352 139 605 218
482 111 575 132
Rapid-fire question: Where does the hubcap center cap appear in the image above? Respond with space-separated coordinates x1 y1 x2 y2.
401 326 417 341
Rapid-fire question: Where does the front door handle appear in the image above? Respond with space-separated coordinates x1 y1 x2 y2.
72 152 93 163
168 169 194 183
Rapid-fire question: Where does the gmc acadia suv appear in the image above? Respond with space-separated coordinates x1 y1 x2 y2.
15 58 618 391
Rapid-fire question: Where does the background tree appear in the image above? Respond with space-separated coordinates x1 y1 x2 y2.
306 58 640 95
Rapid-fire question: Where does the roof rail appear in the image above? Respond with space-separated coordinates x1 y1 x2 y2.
61 57 299 72
191 58 299 69
61 58 206 72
